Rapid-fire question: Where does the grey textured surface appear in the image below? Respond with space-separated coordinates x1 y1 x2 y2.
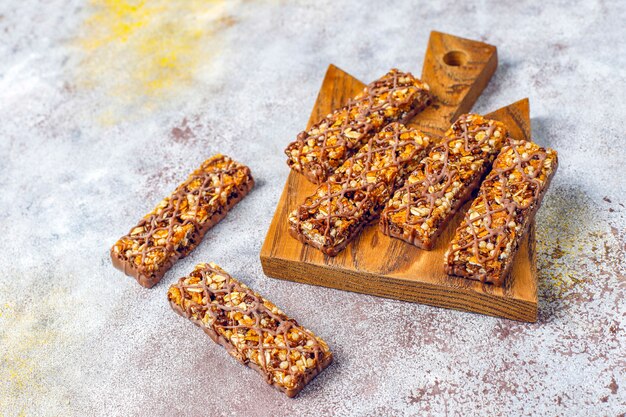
1 1 625 416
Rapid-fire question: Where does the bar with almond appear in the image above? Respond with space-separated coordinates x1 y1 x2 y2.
285 69 431 184
289 123 431 256
168 262 333 397
444 139 558 285
380 114 507 249
111 155 254 288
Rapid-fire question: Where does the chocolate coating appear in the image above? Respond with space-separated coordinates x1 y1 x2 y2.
285 69 431 184
168 263 333 397
444 140 559 285
111 155 254 288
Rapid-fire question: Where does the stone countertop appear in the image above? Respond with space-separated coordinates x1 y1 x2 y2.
0 1 624 416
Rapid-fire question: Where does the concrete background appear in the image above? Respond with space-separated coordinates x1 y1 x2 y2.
0 1 624 416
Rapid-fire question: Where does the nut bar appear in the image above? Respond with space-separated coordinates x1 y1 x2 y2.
444 140 558 285
168 263 333 398
285 69 431 184
111 155 254 288
289 123 431 256
380 114 507 250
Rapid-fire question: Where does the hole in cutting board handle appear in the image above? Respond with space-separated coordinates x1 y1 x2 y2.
443 50 468 66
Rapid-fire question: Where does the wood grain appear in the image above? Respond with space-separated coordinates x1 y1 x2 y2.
260 32 537 322
405 31 497 137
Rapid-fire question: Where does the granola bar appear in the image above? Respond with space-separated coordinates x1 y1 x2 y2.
168 263 333 398
380 114 507 249
111 155 254 288
444 139 558 285
285 69 431 184
289 123 431 256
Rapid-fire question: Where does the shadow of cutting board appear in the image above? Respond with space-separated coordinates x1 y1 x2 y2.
260 31 537 322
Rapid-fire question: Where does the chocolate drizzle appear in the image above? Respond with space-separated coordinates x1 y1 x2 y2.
110 155 254 288
445 139 559 285
289 123 430 256
168 263 332 397
285 69 431 184
381 114 507 249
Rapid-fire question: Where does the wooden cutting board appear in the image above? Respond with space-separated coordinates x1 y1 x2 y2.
260 31 537 322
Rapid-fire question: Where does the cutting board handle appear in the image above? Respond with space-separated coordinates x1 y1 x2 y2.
413 31 498 136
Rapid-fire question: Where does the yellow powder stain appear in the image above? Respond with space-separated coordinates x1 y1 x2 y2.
0 293 67 414
537 235 587 301
536 207 621 303
77 0 237 123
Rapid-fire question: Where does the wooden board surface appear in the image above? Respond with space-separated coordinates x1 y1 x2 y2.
260 31 537 322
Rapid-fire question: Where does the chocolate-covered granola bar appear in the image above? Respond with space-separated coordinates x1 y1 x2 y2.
168 263 333 398
111 155 254 288
289 123 431 256
380 114 507 249
444 140 558 285
285 69 431 184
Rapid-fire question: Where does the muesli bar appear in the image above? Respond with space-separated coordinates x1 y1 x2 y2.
111 155 254 288
444 140 558 285
168 263 333 397
285 69 431 184
380 114 507 249
289 123 431 256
